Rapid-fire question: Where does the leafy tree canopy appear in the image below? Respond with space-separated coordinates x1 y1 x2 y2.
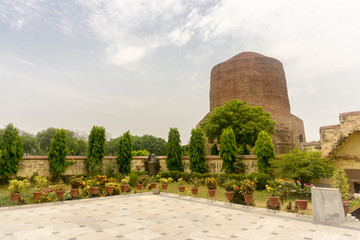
272 148 334 185
132 134 167 156
36 127 87 155
201 99 275 147
19 132 41 155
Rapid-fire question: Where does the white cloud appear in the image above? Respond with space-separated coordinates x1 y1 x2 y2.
105 44 148 67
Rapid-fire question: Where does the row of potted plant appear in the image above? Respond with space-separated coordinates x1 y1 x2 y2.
7 175 139 203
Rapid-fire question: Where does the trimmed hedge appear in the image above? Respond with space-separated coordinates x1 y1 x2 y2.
156 171 270 190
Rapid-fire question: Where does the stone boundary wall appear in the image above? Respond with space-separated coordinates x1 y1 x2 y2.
17 155 259 178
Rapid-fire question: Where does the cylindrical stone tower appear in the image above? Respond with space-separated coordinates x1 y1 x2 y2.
200 51 306 154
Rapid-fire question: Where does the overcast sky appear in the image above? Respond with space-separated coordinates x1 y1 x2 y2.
1 0 360 144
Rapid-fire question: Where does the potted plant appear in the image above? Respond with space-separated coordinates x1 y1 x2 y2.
205 177 218 197
159 177 173 191
8 179 30 202
191 178 202 195
121 176 130 192
332 169 352 216
136 174 148 190
177 178 186 193
70 177 84 197
266 179 283 208
149 176 157 189
33 176 48 200
294 181 312 211
224 179 236 201
239 179 257 204
89 179 99 195
105 182 115 194
50 181 66 198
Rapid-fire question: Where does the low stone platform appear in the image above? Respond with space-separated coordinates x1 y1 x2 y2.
0 193 359 239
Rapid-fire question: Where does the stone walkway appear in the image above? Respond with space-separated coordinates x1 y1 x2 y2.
0 193 359 240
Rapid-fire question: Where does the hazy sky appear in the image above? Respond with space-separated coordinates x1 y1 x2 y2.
1 0 360 144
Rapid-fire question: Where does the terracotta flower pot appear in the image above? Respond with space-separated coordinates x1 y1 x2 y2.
225 191 234 201
179 186 185 193
56 190 65 198
268 196 279 207
106 186 114 194
151 182 157 189
71 188 79 197
343 200 350 217
162 183 168 190
137 184 142 190
122 184 129 192
33 191 42 201
11 193 21 202
296 199 308 210
90 187 99 195
244 194 253 204
208 189 216 198
191 187 199 195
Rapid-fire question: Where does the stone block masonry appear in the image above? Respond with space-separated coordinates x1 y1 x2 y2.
17 155 259 178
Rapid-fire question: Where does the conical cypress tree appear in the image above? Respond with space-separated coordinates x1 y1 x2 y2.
166 128 183 172
117 131 133 175
0 123 23 178
220 128 237 174
189 128 206 173
48 129 68 177
254 130 275 174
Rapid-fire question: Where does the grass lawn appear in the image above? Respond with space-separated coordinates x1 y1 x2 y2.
1 182 313 214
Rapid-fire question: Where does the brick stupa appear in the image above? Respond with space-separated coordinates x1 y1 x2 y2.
199 52 305 154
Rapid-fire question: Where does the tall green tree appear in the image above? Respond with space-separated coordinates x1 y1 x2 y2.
210 144 219 155
20 133 41 155
132 134 167 155
220 128 237 174
48 129 68 177
202 99 275 147
166 128 183 172
254 131 275 174
0 124 24 178
117 131 133 175
272 148 334 185
36 127 57 154
189 128 206 173
87 126 106 175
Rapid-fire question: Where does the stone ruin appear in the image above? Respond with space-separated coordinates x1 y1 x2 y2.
199 52 306 154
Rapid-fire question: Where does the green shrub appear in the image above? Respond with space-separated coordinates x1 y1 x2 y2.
128 172 139 187
233 159 245 174
132 149 150 156
247 173 271 190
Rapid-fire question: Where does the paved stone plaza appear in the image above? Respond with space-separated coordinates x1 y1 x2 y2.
0 193 359 240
